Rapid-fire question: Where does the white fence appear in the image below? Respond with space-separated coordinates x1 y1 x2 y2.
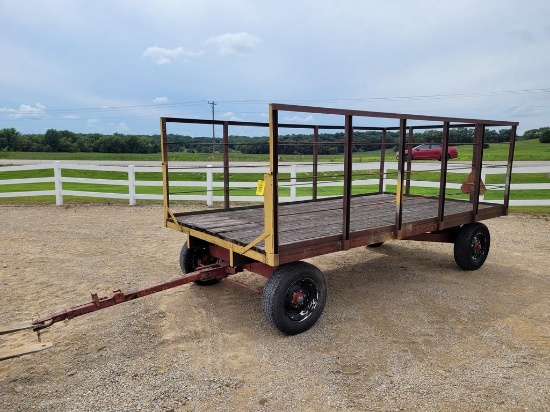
0 161 549 207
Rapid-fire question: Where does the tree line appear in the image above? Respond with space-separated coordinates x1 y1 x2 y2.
0 126 547 155
0 128 160 154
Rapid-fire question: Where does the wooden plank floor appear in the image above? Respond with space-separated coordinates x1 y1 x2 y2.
176 194 493 251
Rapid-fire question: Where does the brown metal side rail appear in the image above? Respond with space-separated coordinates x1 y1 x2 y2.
161 104 518 270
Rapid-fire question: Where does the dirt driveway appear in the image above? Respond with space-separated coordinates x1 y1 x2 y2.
1 204 549 411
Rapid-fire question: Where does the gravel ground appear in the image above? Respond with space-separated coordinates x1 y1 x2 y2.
0 204 549 411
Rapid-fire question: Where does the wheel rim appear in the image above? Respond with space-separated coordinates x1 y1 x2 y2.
284 279 319 322
470 232 487 261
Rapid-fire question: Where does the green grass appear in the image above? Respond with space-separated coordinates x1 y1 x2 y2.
509 206 550 214
1 140 549 208
1 138 549 162
483 139 550 161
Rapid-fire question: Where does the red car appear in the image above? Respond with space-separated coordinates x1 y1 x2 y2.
397 143 459 161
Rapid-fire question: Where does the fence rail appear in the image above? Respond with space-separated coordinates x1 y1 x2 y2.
1 161 549 206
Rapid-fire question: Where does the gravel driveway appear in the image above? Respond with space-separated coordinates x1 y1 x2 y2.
0 205 549 411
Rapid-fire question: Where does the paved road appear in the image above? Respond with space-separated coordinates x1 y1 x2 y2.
1 159 548 172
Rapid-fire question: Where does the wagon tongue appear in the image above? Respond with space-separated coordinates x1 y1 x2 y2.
0 262 232 361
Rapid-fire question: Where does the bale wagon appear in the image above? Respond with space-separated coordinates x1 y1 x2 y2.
0 104 518 359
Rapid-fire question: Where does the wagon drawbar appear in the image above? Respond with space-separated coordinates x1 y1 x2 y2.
0 104 518 359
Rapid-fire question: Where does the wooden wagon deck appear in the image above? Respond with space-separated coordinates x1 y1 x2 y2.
174 193 502 264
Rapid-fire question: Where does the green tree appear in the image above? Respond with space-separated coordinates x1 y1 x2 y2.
0 128 21 150
521 127 550 141
45 129 61 151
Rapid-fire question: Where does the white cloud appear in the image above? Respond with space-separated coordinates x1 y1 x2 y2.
63 115 79 119
117 122 130 132
152 97 169 103
143 46 204 65
283 114 315 123
206 32 261 55
87 118 98 127
0 103 47 119
219 111 245 121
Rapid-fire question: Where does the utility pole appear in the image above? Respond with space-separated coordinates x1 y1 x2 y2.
208 100 216 160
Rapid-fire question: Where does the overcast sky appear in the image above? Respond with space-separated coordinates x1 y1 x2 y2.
1 0 549 137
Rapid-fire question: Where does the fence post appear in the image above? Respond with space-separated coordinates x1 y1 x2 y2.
128 165 136 206
206 165 213 206
479 169 486 202
290 164 297 201
54 161 63 205
382 162 388 193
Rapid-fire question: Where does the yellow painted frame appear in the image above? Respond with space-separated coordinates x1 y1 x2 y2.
160 116 279 268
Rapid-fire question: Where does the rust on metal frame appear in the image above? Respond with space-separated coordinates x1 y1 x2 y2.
395 118 407 238
162 104 518 268
341 114 353 247
438 121 451 227
223 121 230 209
503 125 517 214
378 129 387 194
269 103 518 126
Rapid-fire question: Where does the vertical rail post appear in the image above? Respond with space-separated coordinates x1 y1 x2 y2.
378 129 387 194
437 121 450 226
342 115 353 246
472 124 485 219
54 161 63 206
264 104 279 265
128 164 136 206
405 126 414 195
503 125 517 214
395 118 407 238
223 121 230 210
313 125 319 200
160 118 170 221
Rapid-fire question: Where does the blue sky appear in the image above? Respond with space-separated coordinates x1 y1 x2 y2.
1 0 549 137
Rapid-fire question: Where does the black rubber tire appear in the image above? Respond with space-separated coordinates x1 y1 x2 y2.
179 242 221 286
262 262 327 335
439 153 451 161
367 242 384 248
453 223 490 270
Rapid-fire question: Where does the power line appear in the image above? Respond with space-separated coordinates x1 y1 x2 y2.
3 87 550 117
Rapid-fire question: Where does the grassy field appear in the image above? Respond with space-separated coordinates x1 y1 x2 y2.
1 138 549 162
1 139 549 211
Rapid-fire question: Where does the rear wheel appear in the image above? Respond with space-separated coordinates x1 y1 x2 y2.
262 262 327 335
179 242 221 286
453 223 490 270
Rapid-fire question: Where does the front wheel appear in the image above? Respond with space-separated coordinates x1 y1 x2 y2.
180 242 221 286
262 262 327 335
453 223 490 270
